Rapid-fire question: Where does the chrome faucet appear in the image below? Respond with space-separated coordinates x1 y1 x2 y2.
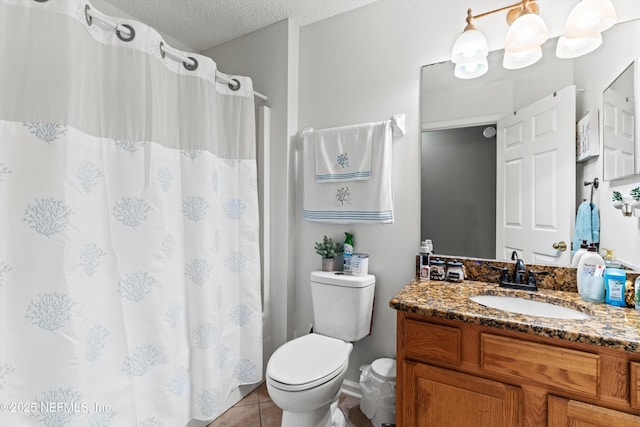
511 250 525 284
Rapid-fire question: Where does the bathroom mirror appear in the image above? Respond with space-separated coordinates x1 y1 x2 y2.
603 61 636 181
421 19 640 267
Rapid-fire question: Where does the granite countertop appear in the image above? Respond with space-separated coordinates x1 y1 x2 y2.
390 278 640 353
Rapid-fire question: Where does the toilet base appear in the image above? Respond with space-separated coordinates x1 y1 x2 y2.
331 400 348 427
280 393 346 427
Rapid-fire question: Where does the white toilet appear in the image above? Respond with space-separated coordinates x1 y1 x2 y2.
266 271 376 427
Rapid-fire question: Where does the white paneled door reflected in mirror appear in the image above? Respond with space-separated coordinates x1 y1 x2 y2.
603 61 636 181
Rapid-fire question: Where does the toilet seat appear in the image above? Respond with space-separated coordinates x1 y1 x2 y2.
267 334 350 392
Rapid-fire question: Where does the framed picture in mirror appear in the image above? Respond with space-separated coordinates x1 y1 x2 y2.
576 110 599 162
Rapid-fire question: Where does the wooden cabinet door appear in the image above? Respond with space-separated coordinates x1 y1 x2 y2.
548 395 640 427
403 362 521 427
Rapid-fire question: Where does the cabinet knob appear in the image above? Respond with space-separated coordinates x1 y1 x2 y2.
552 241 567 251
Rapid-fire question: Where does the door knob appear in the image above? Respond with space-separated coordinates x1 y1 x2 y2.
552 241 567 251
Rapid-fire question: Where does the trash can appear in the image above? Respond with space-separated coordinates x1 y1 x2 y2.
359 358 396 427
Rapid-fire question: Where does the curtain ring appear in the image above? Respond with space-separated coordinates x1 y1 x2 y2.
183 57 198 71
159 41 166 59
116 24 135 42
228 78 241 91
84 4 92 26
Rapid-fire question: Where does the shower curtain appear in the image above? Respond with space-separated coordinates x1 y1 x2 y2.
0 1 262 426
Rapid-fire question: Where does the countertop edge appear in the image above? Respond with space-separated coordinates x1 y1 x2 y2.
390 279 640 354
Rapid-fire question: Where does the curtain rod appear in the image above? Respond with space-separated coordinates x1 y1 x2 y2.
84 5 268 102
159 43 269 102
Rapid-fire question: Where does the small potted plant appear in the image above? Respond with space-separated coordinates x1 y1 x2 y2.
631 187 640 207
612 190 623 209
314 235 342 272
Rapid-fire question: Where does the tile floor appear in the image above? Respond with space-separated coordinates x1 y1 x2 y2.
207 382 373 427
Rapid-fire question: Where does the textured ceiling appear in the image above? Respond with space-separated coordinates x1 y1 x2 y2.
104 0 379 52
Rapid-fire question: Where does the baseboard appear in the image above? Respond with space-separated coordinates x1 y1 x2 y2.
341 379 362 399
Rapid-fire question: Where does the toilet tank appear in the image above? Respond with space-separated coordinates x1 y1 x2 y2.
310 271 375 342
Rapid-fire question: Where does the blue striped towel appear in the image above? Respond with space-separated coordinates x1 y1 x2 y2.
303 120 393 224
313 123 373 182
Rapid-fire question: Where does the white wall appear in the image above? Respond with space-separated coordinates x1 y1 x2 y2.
201 19 300 365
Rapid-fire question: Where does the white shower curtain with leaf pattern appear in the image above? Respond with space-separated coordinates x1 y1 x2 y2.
0 1 262 426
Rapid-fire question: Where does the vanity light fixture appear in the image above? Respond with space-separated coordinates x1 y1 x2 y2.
503 2 548 54
451 0 617 78
557 0 616 58
450 9 489 79
563 0 617 37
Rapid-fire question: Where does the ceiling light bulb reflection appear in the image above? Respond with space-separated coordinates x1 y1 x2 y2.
464 62 479 73
503 46 542 69
556 33 602 59
564 37 589 50
454 58 488 79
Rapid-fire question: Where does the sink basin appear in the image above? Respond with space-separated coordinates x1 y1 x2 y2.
470 295 589 320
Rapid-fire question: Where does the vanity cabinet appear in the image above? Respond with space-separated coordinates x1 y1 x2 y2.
548 395 640 426
397 312 640 427
403 362 521 426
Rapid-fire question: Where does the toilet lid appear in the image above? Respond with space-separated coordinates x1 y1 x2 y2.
267 334 349 390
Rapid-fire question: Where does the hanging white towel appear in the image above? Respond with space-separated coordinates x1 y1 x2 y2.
313 123 373 182
303 120 394 224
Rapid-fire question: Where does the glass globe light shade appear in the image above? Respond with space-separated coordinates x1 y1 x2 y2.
451 28 488 64
505 12 549 53
454 57 489 79
503 45 542 70
564 0 617 38
556 33 602 59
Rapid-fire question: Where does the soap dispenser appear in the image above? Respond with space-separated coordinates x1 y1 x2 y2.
576 243 605 298
571 240 589 267
602 248 622 268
